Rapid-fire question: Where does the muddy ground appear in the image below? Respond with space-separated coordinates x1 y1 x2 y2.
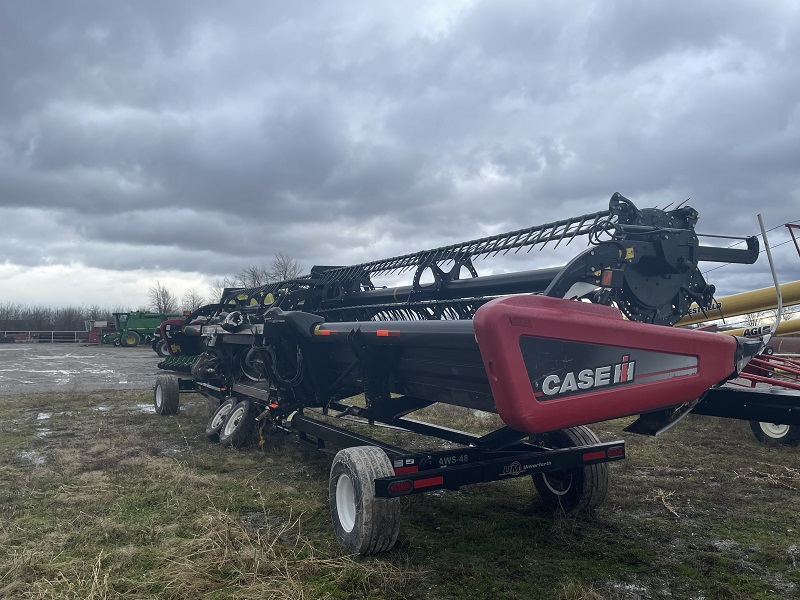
1 342 799 598
0 343 162 396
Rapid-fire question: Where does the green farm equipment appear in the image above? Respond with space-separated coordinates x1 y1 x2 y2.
102 311 183 347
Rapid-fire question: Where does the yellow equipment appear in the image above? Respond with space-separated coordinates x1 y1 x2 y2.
676 280 800 326
719 319 800 338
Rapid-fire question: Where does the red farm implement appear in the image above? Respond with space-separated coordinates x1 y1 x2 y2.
150 193 799 554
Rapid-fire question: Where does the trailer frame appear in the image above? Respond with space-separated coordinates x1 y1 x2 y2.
170 375 626 500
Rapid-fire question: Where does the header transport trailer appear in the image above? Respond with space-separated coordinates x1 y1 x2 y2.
152 193 800 555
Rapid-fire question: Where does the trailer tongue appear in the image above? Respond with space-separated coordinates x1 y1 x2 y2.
152 193 797 554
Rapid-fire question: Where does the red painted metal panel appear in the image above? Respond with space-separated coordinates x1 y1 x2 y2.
474 295 738 433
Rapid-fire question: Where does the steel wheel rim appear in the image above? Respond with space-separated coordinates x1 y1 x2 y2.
542 470 573 496
336 474 356 532
212 404 233 429
760 422 790 438
223 404 246 437
155 385 163 409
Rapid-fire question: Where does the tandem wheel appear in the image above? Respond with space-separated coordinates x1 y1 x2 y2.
530 426 609 512
329 446 401 555
749 421 800 446
206 398 238 442
218 399 258 448
153 375 180 415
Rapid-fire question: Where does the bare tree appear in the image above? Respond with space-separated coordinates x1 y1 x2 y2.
148 281 178 313
742 311 762 328
763 305 800 323
207 254 302 302
0 303 126 332
235 265 272 288
209 277 238 303
269 252 303 282
182 288 206 312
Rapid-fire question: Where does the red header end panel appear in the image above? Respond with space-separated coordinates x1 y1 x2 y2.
473 296 737 433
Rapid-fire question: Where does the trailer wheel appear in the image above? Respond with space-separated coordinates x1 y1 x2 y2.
218 399 257 448
155 340 168 357
749 421 800 446
120 331 141 347
329 446 400 555
531 426 609 513
206 399 237 442
153 376 180 415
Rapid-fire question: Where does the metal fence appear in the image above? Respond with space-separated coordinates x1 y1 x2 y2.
1 331 89 343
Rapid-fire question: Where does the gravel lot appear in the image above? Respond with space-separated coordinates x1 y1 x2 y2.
0 343 164 396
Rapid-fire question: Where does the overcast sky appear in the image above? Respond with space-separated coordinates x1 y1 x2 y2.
1 0 799 310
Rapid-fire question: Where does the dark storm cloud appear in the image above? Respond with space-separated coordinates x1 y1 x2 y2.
1 0 799 303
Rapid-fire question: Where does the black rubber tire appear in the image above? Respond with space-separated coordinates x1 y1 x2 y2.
206 399 237 442
153 375 180 415
218 399 258 448
155 340 168 357
749 421 800 446
530 426 609 513
329 446 401 555
119 331 141 347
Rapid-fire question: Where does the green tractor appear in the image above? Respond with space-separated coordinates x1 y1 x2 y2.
101 311 183 347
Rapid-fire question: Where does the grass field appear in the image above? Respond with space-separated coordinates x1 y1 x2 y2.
1 388 798 599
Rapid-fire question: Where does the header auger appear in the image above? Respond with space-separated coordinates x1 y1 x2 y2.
152 193 796 555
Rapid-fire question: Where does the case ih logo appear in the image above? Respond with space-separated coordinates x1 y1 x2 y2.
541 355 635 397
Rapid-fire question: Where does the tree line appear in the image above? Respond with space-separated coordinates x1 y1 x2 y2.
1 254 304 332
0 303 121 332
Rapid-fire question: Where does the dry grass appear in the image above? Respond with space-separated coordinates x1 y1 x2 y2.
557 581 623 600
161 506 414 599
1 388 799 599
0 390 421 599
735 465 800 490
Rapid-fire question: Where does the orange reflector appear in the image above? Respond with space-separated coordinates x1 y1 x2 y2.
388 480 414 495
376 329 400 337
583 450 607 462
601 269 614 286
314 328 333 336
413 476 444 489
